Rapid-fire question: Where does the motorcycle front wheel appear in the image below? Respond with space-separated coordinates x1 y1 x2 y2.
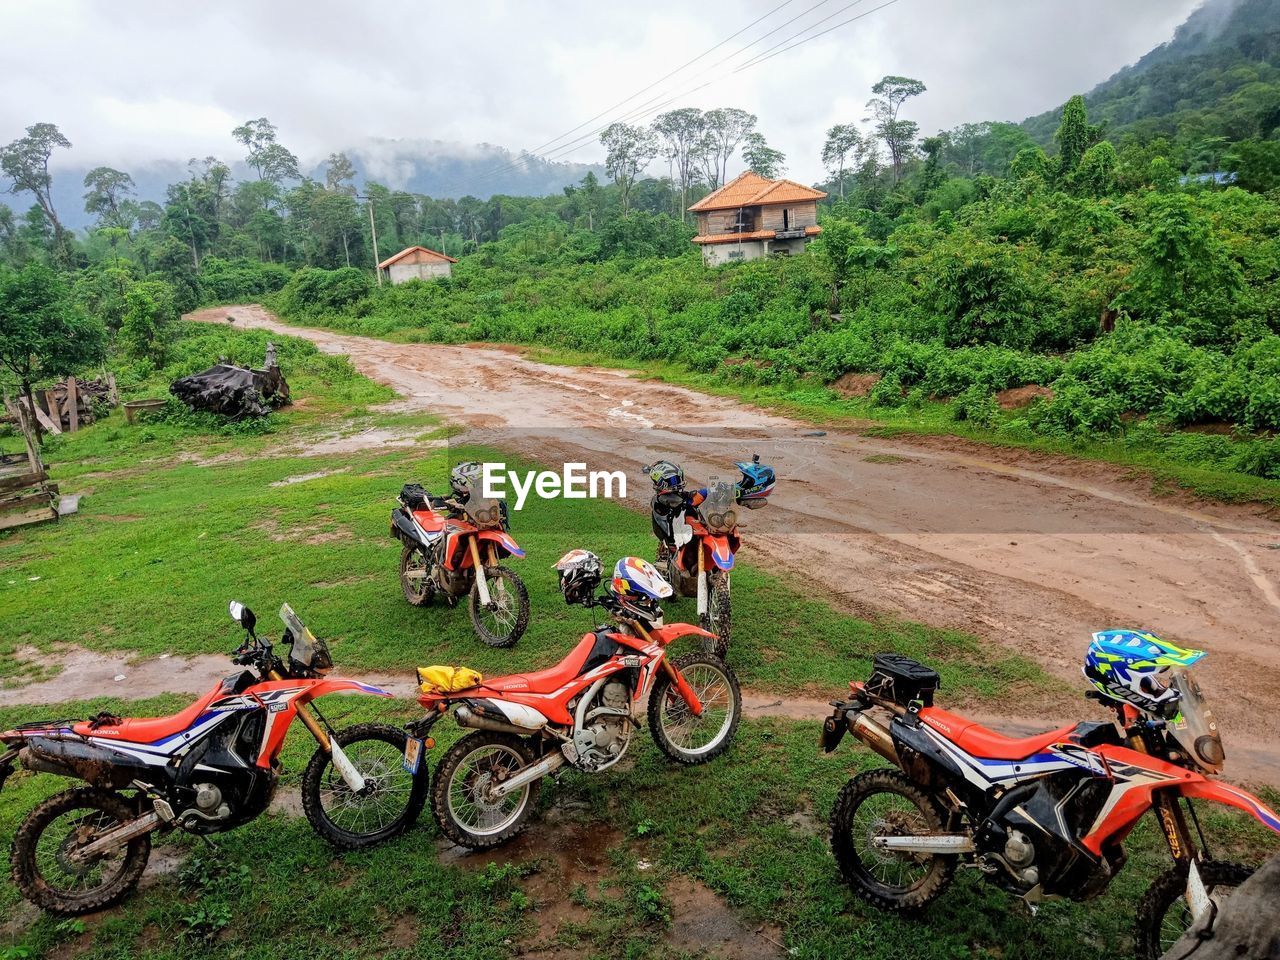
1134 859 1252 960
647 653 741 764
699 571 731 659
829 768 956 913
468 566 529 648
11 787 151 915
302 723 429 850
430 731 540 849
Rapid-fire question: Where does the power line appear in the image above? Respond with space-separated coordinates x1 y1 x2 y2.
449 0 838 195
520 0 797 160
530 0 893 170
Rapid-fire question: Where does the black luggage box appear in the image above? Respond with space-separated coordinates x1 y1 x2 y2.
400 483 430 509
866 653 940 708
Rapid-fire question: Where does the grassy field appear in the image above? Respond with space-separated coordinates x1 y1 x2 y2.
1 324 1276 959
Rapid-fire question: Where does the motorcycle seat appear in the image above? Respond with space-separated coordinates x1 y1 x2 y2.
920 707 1079 761
73 686 223 744
411 509 445 534
485 632 604 695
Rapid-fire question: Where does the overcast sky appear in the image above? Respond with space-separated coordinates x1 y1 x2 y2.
2 0 1202 188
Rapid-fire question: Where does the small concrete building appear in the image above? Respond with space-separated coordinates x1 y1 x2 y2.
688 172 826 266
378 245 457 284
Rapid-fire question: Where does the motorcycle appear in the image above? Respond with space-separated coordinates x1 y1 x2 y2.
391 480 529 647
0 601 428 915
821 645 1280 960
644 455 774 658
408 552 742 849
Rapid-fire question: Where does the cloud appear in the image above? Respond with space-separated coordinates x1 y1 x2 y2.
0 0 1203 189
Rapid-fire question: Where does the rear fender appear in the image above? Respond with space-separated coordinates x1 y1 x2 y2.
477 529 525 560
1180 779 1280 834
391 509 426 547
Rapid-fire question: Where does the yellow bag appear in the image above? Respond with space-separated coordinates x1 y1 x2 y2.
417 665 483 695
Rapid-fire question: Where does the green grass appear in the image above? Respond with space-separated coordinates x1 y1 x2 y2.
2 323 1276 958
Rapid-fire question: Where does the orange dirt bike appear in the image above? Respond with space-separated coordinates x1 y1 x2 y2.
644 456 774 659
822 641 1280 959
0 601 427 914
407 552 742 849
391 482 529 647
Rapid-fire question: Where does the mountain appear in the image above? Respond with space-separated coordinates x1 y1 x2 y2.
13 140 605 231
1021 0 1280 145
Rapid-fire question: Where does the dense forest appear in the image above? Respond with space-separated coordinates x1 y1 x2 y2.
2 0 1279 486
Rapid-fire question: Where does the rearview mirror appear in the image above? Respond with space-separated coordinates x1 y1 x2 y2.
228 600 256 634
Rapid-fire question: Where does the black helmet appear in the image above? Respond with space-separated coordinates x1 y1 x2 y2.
449 461 483 499
643 460 684 493
554 549 603 606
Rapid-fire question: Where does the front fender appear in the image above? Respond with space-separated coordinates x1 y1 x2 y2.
303 678 397 701
649 623 717 647
477 529 525 560
1181 779 1280 834
704 535 736 571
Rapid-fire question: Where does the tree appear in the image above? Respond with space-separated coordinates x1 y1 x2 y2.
1226 139 1280 193
1074 141 1119 197
1055 95 1093 176
0 123 73 259
600 122 658 215
120 279 178 366
821 124 862 198
653 108 706 220
866 76 926 182
697 108 756 189
325 152 358 194
0 262 106 439
83 166 136 229
232 118 299 202
742 132 786 179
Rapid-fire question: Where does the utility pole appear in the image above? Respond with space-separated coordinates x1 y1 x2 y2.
356 194 382 287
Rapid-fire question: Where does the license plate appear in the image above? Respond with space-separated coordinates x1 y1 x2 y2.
402 737 423 775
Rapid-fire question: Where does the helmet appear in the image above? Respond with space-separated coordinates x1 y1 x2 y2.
736 454 775 503
450 461 483 499
606 556 673 623
554 549 602 605
1083 629 1205 718
643 460 684 493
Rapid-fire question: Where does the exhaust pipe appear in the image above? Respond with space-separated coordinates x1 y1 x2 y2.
491 752 566 798
849 712 899 765
455 705 540 737
18 747 76 779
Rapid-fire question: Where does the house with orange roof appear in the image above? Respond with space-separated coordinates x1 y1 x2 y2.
687 172 826 266
378 245 458 285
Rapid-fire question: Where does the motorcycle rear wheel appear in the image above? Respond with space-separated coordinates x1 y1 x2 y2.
11 787 151 915
302 722 429 850
1135 859 1253 960
399 545 433 607
468 566 529 648
430 731 540 849
830 768 956 913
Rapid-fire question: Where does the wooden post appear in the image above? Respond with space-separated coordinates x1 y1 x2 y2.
106 372 119 406
44 389 62 431
65 376 79 432
4 393 41 473
23 395 59 435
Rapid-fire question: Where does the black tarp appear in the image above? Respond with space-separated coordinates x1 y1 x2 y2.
170 362 290 419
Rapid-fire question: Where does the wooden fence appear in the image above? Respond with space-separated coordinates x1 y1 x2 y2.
0 393 57 531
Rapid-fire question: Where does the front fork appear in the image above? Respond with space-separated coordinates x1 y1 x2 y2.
697 545 707 616
469 538 501 607
269 670 367 793
1131 728 1210 919
632 622 704 717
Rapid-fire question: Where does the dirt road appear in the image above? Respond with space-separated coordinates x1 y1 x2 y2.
192 305 1280 768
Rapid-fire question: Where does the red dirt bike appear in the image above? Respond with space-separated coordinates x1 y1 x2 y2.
821 653 1280 959
408 554 742 849
391 482 529 647
0 601 427 915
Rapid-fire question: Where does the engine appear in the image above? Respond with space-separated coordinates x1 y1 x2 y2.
566 680 633 772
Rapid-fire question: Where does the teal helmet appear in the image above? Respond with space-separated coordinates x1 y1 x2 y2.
1083 629 1205 717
